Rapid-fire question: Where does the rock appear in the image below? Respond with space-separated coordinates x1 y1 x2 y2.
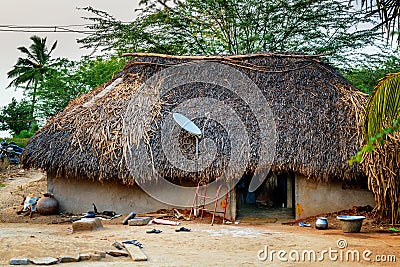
112 240 124 250
106 250 129 257
30 257 58 265
124 243 148 261
128 217 151 226
89 253 102 261
9 258 30 265
79 254 91 261
59 255 80 263
72 218 103 232
94 251 106 258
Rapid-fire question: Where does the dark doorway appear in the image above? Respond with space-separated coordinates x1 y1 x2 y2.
236 172 295 220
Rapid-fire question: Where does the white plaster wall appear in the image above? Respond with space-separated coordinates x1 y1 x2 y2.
47 173 233 220
48 174 169 214
295 175 375 219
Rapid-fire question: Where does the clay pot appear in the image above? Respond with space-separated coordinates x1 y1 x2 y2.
37 196 59 215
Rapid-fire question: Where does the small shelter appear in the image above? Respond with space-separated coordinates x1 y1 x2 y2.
22 53 375 219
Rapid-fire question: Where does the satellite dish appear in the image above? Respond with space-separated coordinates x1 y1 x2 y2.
173 112 202 136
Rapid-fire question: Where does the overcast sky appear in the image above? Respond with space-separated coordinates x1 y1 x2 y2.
0 0 140 108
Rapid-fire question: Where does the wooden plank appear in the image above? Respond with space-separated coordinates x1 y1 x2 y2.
124 243 148 261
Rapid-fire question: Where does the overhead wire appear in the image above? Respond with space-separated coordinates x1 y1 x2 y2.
0 22 132 34
0 24 96 34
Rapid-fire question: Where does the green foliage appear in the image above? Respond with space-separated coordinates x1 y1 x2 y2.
7 36 57 118
0 98 33 135
14 122 38 139
76 56 127 89
78 0 379 60
34 58 80 118
2 41 126 132
35 56 126 118
78 7 149 54
349 72 400 164
349 118 400 165
364 72 400 139
343 54 400 94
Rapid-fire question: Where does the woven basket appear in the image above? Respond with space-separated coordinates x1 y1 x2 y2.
340 220 363 233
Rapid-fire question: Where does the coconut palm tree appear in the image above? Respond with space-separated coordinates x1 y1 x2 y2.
364 72 400 138
7 35 57 120
362 72 400 224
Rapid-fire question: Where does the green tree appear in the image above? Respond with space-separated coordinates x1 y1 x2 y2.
78 0 378 60
75 56 127 90
0 98 33 135
33 58 81 118
7 35 57 119
343 54 400 94
35 56 126 118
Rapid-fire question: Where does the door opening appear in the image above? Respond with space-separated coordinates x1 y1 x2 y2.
236 172 295 219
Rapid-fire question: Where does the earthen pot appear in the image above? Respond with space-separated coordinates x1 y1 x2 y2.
37 196 59 215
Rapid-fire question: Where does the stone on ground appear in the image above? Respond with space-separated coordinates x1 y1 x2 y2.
30 257 58 265
59 255 80 263
94 250 106 258
89 253 102 261
79 254 91 261
72 218 103 232
106 250 129 257
128 217 151 226
124 243 148 261
9 258 30 265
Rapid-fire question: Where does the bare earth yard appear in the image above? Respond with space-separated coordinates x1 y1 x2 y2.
0 168 399 266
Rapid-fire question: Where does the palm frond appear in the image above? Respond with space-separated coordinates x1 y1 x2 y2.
363 72 400 139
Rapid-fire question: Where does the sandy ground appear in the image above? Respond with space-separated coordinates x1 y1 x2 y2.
1 168 400 266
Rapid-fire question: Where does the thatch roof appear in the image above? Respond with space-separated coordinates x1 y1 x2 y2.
22 53 367 186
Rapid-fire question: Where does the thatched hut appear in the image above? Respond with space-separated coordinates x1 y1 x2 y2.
22 53 375 219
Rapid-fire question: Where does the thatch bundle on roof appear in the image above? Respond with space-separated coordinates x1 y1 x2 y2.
22 53 367 186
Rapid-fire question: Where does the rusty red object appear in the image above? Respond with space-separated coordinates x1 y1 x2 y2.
37 196 59 215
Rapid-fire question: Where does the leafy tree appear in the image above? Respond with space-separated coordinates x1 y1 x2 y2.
75 56 127 89
78 0 379 61
33 59 81 118
343 54 400 94
35 56 126 118
0 98 33 135
7 36 57 119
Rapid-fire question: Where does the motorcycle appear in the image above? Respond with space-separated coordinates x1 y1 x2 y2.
0 139 24 164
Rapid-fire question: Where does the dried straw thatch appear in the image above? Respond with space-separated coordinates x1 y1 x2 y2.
22 53 367 186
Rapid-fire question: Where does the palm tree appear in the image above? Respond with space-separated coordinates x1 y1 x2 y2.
362 72 400 224
352 0 400 44
7 35 57 120
364 72 400 138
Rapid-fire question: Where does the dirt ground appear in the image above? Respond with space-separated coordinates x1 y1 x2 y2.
1 167 400 266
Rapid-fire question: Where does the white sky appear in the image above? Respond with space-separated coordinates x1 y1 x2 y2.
0 0 140 108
